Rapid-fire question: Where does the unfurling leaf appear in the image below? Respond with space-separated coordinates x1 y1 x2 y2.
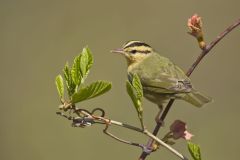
55 75 64 97
80 47 93 83
126 74 143 118
132 74 143 99
71 81 111 103
126 81 139 109
63 63 76 96
70 47 93 91
71 55 82 86
188 142 201 160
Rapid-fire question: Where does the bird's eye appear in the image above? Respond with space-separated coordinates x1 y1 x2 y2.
130 50 137 54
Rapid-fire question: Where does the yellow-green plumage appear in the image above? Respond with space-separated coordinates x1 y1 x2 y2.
113 41 212 107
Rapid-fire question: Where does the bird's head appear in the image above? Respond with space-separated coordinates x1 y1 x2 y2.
111 41 154 65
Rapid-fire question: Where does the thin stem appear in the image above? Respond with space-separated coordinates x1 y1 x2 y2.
139 17 240 160
140 117 145 131
186 18 240 76
144 130 188 160
69 109 189 160
110 120 143 132
110 119 189 160
103 120 144 149
139 99 175 159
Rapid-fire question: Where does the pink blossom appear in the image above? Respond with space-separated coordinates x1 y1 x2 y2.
187 14 206 49
170 120 193 140
188 14 202 34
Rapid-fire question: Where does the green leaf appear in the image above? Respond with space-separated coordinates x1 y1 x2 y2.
80 47 93 83
132 74 143 99
71 81 111 103
126 81 139 109
63 63 76 96
55 75 64 97
126 79 143 118
71 55 82 86
188 142 201 160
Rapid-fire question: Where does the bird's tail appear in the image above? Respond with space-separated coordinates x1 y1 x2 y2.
181 90 213 107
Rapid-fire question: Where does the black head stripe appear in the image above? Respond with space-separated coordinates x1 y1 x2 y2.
124 41 151 49
137 50 151 54
129 49 151 54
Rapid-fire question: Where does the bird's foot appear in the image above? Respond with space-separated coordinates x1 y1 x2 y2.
155 105 164 125
151 140 160 152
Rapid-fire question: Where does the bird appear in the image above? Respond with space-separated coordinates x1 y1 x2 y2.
111 40 212 115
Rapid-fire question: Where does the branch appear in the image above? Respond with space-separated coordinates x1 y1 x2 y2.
186 18 240 76
109 121 188 160
57 108 189 160
102 118 146 150
144 130 188 160
139 17 240 160
88 110 189 159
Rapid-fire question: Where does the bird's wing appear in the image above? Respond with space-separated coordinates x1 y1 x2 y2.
140 74 192 94
129 53 192 94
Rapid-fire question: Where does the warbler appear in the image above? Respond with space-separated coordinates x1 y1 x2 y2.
111 40 212 110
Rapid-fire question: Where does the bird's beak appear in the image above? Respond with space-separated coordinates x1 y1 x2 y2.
110 48 125 54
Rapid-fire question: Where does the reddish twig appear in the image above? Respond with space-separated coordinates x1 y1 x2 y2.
57 106 189 159
186 18 240 77
139 18 240 160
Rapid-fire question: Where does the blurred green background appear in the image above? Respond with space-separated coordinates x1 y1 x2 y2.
1 0 240 159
